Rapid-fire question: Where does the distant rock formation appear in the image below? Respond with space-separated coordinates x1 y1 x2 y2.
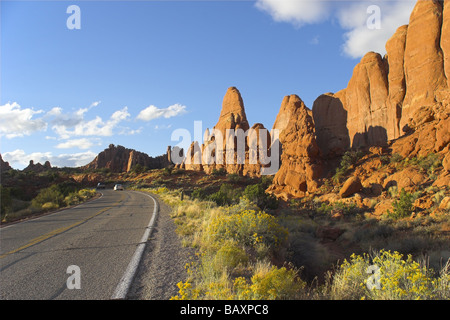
0 154 12 172
23 160 52 173
83 144 170 173
175 87 276 177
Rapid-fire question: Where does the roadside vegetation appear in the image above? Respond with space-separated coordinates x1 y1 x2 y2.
1 169 97 223
127 148 449 300
135 157 449 300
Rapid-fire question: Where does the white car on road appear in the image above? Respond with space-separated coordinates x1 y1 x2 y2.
114 184 124 191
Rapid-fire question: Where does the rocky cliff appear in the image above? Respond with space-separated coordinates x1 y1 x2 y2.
0 154 12 172
312 0 449 153
83 144 170 173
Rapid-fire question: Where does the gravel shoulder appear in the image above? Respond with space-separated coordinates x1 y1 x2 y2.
127 193 196 300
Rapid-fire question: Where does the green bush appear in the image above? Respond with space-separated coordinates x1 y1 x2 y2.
31 185 64 210
191 187 209 201
332 150 365 184
387 188 414 220
1 186 12 216
243 184 278 210
208 184 242 206
211 168 227 176
131 164 147 174
32 185 96 211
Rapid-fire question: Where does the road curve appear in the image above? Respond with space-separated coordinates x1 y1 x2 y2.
0 190 157 300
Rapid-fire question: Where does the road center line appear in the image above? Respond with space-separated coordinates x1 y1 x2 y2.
0 194 124 259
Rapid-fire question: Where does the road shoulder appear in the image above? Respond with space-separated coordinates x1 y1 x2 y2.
127 193 196 300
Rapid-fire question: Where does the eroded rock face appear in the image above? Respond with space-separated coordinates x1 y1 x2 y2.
83 144 170 173
214 87 250 135
401 0 447 131
443 0 450 80
267 95 323 199
312 90 349 157
386 25 408 140
313 0 449 152
346 52 389 149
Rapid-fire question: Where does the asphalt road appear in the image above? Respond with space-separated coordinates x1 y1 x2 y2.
0 189 157 300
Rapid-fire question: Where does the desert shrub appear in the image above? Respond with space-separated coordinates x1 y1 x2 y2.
243 184 278 210
212 240 249 273
227 173 242 183
412 153 442 176
260 175 274 188
131 164 147 174
332 150 365 184
1 186 12 216
390 153 403 164
328 250 446 300
191 187 208 201
317 202 333 215
32 185 96 211
205 209 288 252
173 261 305 300
31 185 64 210
41 202 60 211
387 188 414 219
211 168 227 176
208 183 242 206
234 262 305 300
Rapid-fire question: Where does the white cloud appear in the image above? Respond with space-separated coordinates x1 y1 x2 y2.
51 106 130 139
3 149 96 169
255 0 416 58
55 138 101 150
338 0 415 58
137 104 187 121
255 0 330 26
0 102 47 138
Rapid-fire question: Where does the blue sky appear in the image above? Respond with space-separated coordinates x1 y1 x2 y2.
1 0 416 169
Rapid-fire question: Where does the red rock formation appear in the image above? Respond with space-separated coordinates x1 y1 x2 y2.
443 0 450 80
312 90 349 157
312 0 449 152
345 51 389 148
23 160 52 173
401 0 448 132
0 154 12 172
83 144 170 173
385 25 408 140
267 95 323 199
181 87 275 177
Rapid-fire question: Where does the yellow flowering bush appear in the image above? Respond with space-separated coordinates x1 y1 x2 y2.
206 209 288 251
329 250 444 300
247 263 305 300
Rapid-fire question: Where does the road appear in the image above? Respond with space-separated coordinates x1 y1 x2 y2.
0 189 157 300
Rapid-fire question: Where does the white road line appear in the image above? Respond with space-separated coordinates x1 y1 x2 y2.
111 191 159 300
